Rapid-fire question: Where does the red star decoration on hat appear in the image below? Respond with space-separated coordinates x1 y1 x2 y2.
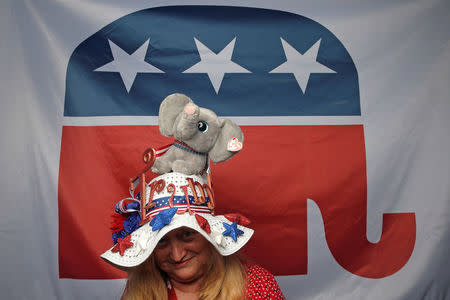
224 213 251 226
195 214 211 234
111 235 134 256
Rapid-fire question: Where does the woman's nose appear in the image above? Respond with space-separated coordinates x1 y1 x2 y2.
169 241 186 262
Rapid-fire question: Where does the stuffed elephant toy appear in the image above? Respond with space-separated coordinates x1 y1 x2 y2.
151 93 244 176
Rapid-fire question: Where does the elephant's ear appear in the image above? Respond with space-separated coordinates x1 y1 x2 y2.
209 119 244 163
159 93 193 137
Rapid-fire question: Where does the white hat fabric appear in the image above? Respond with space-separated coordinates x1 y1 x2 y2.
101 172 253 268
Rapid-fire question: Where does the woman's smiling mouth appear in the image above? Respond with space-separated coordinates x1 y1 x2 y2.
173 256 194 268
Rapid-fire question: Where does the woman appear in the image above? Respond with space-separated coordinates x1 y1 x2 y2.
101 172 285 300
123 227 284 300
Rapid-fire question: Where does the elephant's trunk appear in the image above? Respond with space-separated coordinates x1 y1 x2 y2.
173 104 199 142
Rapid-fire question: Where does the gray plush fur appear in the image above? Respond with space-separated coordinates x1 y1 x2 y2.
152 93 244 175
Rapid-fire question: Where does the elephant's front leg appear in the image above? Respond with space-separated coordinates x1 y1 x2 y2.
151 149 176 174
172 156 205 175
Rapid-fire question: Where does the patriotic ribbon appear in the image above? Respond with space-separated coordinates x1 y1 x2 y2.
145 195 211 219
115 198 140 214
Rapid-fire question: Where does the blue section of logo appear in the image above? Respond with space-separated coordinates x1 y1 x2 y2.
64 6 360 116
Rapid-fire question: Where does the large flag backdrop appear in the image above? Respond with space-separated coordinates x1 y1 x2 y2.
1 1 449 299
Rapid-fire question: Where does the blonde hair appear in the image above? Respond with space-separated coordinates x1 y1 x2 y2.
122 244 246 300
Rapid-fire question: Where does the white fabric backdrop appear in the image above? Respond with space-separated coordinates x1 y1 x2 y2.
1 0 449 299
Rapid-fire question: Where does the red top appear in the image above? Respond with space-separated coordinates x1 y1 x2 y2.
168 264 285 300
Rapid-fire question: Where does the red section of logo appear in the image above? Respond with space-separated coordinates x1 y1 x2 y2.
58 125 415 279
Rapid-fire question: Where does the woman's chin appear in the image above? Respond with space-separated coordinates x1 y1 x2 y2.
169 263 205 284
171 270 202 284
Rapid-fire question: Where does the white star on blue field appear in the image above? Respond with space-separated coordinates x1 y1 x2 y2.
183 37 251 94
270 38 336 93
95 39 164 92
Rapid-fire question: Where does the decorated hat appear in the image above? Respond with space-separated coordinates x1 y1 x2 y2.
101 171 253 268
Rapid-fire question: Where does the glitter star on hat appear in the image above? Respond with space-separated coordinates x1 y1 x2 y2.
222 221 244 242
150 207 178 231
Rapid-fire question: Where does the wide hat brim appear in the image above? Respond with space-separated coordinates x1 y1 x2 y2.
101 212 254 268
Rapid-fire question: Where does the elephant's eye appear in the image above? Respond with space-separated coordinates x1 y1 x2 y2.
197 121 209 133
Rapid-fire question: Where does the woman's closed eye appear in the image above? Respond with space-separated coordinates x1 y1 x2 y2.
180 230 197 241
157 237 168 248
